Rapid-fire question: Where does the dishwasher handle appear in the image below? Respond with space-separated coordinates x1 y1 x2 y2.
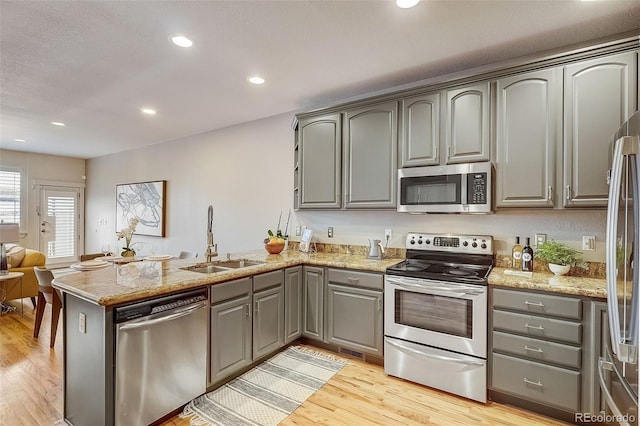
118 301 207 331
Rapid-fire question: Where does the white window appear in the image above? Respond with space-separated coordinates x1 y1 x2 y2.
0 167 25 231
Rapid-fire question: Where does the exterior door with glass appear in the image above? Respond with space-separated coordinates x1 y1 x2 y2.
39 186 83 266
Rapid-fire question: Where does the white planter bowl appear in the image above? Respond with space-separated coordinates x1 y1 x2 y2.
548 263 570 276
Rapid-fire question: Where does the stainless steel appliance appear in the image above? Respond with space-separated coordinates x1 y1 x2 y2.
397 162 493 214
384 233 493 402
602 110 639 425
114 288 208 425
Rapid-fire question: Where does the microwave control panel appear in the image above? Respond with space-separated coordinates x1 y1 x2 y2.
466 172 487 204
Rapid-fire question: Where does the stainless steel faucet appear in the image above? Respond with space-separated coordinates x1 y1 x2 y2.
205 205 218 262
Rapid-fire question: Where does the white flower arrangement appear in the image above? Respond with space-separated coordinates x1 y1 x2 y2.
117 217 139 256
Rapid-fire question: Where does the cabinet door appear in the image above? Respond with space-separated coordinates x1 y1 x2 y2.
445 82 491 164
325 283 383 356
343 101 398 209
252 284 284 360
401 92 441 167
496 69 561 208
210 295 252 385
302 266 324 340
284 266 302 344
298 113 342 209
563 52 637 207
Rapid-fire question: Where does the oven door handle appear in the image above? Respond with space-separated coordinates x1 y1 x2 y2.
386 338 485 366
390 280 483 297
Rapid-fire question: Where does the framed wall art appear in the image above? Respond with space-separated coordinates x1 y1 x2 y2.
116 180 166 237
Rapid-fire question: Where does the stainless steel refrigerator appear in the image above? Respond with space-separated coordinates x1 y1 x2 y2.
603 109 640 426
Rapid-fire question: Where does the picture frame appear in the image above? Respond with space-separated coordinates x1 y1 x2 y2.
116 180 166 237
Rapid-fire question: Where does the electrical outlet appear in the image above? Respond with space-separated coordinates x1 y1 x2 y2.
295 225 301 236
79 312 86 334
328 226 334 238
535 233 547 247
385 229 392 240
583 235 596 251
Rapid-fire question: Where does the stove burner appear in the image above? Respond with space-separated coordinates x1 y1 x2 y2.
445 268 478 277
405 265 427 272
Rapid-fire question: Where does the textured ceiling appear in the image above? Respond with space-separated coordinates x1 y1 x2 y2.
1 0 639 159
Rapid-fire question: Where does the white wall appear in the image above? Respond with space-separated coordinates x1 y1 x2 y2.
0 149 86 250
85 113 607 262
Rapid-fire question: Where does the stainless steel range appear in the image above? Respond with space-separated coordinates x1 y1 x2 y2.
384 232 493 403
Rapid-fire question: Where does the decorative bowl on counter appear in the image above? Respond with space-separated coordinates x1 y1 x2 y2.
265 241 285 254
548 263 571 276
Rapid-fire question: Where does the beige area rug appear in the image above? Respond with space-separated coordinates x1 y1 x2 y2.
181 346 348 426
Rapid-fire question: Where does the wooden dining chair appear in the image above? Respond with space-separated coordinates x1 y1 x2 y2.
179 251 198 259
33 267 63 348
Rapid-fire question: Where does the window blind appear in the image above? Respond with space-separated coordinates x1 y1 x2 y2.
0 168 22 227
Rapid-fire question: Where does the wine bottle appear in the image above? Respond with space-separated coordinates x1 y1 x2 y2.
511 237 522 270
522 237 534 272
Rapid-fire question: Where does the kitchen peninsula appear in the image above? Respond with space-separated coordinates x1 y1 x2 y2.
53 249 403 425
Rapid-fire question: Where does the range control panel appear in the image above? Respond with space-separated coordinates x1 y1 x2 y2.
405 233 493 255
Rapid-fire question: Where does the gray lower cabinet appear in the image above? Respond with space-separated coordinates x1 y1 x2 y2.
210 277 252 386
563 52 637 207
343 100 398 209
302 266 325 340
284 266 303 344
445 82 491 164
495 68 562 208
297 113 342 209
252 270 285 360
324 268 383 356
489 287 584 417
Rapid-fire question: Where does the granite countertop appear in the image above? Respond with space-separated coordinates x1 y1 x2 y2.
52 249 404 307
488 267 607 299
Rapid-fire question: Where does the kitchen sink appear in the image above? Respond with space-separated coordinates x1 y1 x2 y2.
213 259 264 268
181 259 264 274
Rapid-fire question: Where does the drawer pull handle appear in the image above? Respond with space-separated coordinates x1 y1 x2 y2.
347 277 360 284
525 323 544 331
524 300 544 308
523 378 543 387
524 345 544 353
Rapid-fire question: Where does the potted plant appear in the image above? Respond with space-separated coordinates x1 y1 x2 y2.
263 211 290 254
534 240 586 275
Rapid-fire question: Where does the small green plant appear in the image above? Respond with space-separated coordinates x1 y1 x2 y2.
534 240 586 268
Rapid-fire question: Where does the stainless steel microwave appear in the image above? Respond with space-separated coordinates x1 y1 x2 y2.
397 162 493 214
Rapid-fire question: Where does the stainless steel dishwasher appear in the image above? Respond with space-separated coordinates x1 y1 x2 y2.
114 288 208 426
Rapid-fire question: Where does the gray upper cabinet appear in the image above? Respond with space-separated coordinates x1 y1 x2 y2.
298 113 342 209
284 266 302 344
495 68 562 208
252 270 284 360
563 52 637 207
302 266 324 340
445 82 491 164
343 100 398 209
400 92 441 167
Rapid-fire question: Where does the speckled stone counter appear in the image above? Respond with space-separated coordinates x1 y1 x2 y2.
52 249 404 307
489 267 607 299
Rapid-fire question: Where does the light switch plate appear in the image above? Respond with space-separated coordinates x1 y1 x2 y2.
535 233 547 247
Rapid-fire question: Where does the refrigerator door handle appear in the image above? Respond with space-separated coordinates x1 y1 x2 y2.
598 358 632 426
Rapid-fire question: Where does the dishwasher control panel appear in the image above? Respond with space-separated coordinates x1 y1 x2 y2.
115 289 208 322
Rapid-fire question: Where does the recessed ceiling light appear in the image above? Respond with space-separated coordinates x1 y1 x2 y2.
14 138 26 142
248 76 265 85
170 35 193 48
51 121 65 126
141 108 157 115
396 0 420 8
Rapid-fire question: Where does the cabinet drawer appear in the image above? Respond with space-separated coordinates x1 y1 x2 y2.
492 331 582 369
492 353 581 412
253 269 283 292
493 288 582 320
211 277 251 304
493 310 582 344
327 269 383 290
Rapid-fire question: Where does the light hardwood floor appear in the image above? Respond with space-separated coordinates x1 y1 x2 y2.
0 298 568 425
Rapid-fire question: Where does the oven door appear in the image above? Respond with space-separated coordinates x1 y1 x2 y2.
384 275 487 358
